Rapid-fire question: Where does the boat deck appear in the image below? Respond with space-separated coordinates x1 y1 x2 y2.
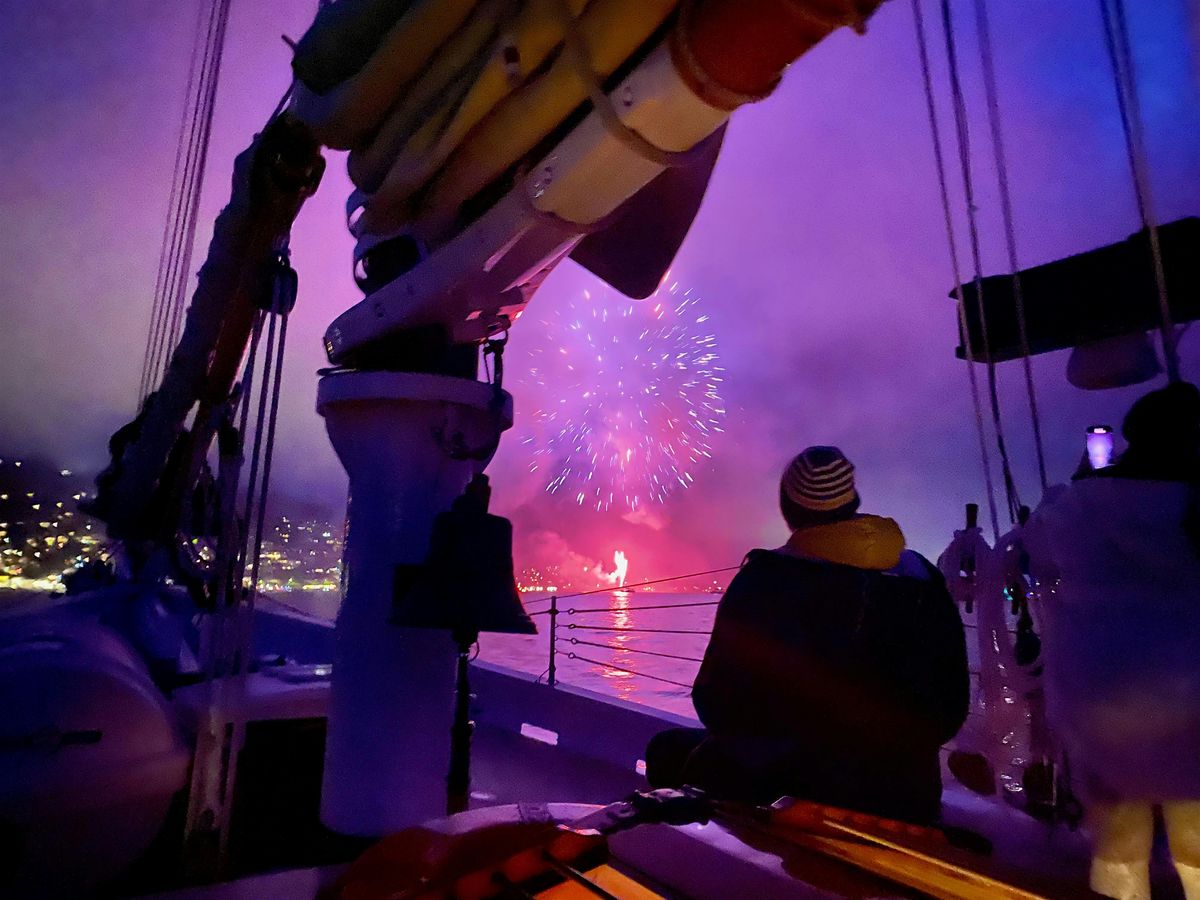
118 610 1184 898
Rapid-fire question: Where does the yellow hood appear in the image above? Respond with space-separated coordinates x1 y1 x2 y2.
785 515 905 570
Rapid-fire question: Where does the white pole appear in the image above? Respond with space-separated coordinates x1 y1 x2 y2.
317 370 511 836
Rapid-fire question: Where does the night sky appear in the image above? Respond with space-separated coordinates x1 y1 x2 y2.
2 1 1198 585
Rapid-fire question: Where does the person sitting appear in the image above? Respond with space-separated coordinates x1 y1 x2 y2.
645 446 969 825
1024 382 1200 900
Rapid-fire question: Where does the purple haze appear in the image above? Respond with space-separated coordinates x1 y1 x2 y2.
1 1 1198 584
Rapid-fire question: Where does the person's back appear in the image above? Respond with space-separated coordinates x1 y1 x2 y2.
646 446 969 824
1023 383 1200 900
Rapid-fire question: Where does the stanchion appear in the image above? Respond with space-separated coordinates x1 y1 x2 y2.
548 595 558 687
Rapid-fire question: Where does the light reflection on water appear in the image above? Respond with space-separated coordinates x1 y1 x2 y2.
480 590 716 718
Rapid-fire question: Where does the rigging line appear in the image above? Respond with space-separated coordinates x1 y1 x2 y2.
146 0 223 395
151 0 232 393
559 636 705 663
268 82 294 122
940 0 1022 523
226 310 265 598
139 7 207 400
235 312 267 445
237 310 278 582
164 0 234 372
550 565 741 600
564 653 695 689
911 0 1001 541
219 309 283 874
1098 0 1179 383
971 0 1049 492
247 310 290 605
139 0 210 403
145 12 218 399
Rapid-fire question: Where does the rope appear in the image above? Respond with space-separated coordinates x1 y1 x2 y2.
910 0 1002 541
1098 0 1179 382
246 311 290 604
940 0 1022 523
140 0 233 403
564 652 695 689
139 0 207 403
970 0 1049 492
566 624 712 635
559 636 705 664
234 313 266 460
236 311 278 583
565 599 719 614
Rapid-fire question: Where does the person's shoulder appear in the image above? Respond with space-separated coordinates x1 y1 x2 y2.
727 548 821 589
886 549 938 581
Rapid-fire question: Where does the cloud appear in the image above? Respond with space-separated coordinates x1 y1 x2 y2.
622 506 668 531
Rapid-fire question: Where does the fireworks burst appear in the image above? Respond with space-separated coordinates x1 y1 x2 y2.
519 278 726 512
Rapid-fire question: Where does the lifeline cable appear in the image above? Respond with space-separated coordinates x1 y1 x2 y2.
560 636 705 664
564 652 695 689
564 599 719 614
549 565 741 601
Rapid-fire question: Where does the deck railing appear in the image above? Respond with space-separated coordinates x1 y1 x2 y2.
524 582 994 717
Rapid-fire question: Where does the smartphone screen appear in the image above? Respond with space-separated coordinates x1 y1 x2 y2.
1086 425 1114 470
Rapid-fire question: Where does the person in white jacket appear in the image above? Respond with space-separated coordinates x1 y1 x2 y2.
1024 382 1200 900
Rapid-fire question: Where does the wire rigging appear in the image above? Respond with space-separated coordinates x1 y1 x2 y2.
139 0 207 404
139 0 234 404
910 0 1002 542
970 0 1049 493
939 0 1023 524
1097 0 1179 383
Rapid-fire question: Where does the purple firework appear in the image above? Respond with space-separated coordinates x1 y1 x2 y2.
519 278 725 512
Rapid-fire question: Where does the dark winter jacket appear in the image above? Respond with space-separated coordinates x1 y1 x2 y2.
691 537 969 823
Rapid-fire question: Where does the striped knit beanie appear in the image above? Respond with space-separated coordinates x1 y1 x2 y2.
782 446 859 514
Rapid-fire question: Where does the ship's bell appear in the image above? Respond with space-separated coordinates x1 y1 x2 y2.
393 475 536 639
